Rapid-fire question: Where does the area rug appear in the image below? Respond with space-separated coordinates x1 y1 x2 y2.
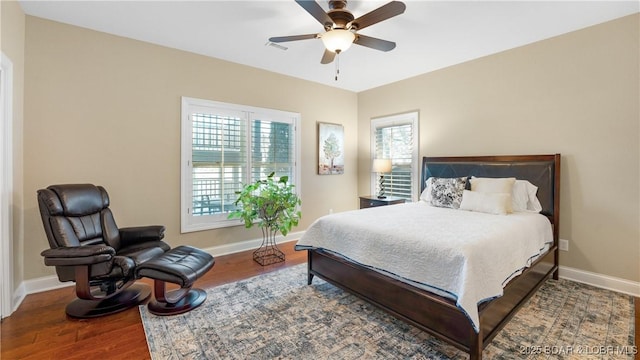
140 264 636 359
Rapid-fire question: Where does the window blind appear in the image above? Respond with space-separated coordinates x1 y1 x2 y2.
374 123 415 200
251 119 295 183
181 97 300 232
187 107 297 218
191 113 246 216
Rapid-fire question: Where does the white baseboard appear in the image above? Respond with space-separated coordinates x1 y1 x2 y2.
559 265 640 297
11 282 26 314
19 231 307 297
23 274 74 295
202 230 305 258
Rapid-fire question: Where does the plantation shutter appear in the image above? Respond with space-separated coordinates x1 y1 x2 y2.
190 109 246 216
182 97 300 232
250 115 296 184
374 124 413 200
371 112 419 201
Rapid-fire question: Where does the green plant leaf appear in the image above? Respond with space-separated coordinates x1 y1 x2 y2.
227 172 302 236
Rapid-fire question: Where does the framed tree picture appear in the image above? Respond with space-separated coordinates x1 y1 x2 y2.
318 122 344 175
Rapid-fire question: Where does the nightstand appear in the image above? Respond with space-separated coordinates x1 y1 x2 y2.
359 195 405 209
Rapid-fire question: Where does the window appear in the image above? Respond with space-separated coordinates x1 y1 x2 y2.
181 97 300 232
370 111 419 201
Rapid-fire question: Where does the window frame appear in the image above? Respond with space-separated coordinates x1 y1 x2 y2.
181 96 301 233
370 111 419 202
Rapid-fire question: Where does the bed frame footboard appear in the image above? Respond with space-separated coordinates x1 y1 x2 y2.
307 248 558 360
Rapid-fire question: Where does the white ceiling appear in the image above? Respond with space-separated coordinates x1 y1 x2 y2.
18 1 639 92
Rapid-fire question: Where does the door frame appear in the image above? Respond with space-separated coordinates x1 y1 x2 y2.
1 52 15 318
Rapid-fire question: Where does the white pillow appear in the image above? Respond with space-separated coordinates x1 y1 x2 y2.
470 177 516 193
419 178 433 202
469 177 515 213
459 190 512 215
470 177 544 213
512 179 543 213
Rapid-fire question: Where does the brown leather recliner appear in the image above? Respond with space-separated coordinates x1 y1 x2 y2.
37 184 171 318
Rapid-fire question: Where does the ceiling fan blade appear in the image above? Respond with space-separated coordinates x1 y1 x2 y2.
269 34 318 43
354 34 396 52
350 1 406 31
320 49 336 64
295 0 333 29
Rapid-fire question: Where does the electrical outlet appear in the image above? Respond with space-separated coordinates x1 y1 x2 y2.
559 239 569 251
329 208 333 214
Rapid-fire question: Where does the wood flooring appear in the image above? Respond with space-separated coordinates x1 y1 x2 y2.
1 241 637 360
0 241 306 360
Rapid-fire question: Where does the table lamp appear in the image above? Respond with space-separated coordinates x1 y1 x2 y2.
372 159 392 199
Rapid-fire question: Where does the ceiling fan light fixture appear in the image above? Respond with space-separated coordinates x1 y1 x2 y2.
321 29 355 53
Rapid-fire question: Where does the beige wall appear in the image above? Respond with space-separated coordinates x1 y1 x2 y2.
358 14 640 282
23 16 358 281
1 0 26 294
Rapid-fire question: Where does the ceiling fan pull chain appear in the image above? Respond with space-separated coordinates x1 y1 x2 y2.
335 53 340 81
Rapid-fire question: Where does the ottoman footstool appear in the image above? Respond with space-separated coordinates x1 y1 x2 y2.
136 245 214 315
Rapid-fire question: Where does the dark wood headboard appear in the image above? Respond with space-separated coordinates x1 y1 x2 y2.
421 154 561 241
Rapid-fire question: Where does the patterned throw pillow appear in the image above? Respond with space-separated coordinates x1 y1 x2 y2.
429 177 467 209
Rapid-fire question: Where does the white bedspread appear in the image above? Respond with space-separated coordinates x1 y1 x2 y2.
295 202 553 332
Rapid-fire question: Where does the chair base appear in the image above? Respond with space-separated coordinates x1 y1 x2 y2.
146 288 207 316
66 284 151 318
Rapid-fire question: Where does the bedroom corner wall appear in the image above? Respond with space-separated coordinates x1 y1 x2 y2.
22 16 358 282
357 14 640 283
1 0 26 303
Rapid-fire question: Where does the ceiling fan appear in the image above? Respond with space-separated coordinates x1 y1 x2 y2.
269 0 406 65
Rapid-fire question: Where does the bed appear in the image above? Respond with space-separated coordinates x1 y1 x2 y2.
296 154 560 360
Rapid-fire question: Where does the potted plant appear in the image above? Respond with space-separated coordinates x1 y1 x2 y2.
228 172 301 266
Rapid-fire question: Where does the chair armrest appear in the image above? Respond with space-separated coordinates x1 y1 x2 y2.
40 245 115 266
119 225 166 246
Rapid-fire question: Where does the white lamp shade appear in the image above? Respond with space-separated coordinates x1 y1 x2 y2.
321 29 355 53
372 159 392 173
